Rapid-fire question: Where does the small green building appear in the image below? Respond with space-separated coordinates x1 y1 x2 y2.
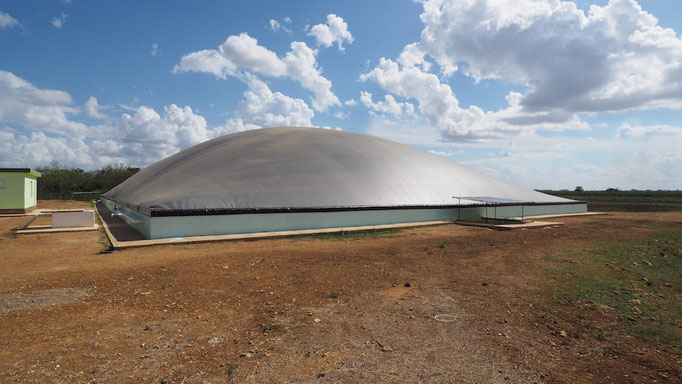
0 168 41 213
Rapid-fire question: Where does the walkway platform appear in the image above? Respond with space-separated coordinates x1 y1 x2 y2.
95 202 452 249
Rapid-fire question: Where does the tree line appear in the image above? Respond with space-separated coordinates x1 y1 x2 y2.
37 163 140 200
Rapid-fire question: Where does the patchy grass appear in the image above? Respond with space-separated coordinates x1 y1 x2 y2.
260 323 282 333
543 225 682 349
226 363 239 380
308 229 399 241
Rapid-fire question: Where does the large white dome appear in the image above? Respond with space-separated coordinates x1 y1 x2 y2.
102 127 576 217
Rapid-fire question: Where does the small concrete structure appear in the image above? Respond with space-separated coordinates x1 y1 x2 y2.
0 168 41 214
53 210 95 228
16 209 98 235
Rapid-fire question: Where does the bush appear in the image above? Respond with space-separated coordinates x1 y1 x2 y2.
37 162 139 200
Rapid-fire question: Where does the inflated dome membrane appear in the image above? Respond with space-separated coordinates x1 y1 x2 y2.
102 127 576 216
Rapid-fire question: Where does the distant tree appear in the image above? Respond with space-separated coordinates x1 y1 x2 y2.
91 163 140 193
574 186 584 192
36 163 140 200
605 187 620 192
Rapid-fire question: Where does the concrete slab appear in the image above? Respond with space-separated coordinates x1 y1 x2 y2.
94 202 147 243
0 209 51 218
453 220 564 230
509 212 606 220
53 210 95 228
16 224 99 234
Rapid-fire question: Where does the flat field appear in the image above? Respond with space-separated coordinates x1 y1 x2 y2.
542 190 682 212
0 201 680 383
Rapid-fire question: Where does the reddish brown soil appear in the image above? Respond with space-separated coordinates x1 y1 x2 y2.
0 201 680 383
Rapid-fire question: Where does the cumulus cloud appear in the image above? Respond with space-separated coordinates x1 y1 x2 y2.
428 150 462 157
398 43 430 71
418 0 682 113
308 14 354 51
362 57 589 141
215 75 314 135
174 33 340 111
150 43 159 57
0 70 319 169
105 104 211 165
269 19 291 34
0 70 88 137
344 98 357 107
361 58 503 140
359 91 414 117
51 12 67 29
173 49 237 79
0 131 98 169
616 123 682 139
361 0 682 142
83 96 106 119
0 10 19 29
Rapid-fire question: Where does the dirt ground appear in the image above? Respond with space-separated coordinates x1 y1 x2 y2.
0 201 680 383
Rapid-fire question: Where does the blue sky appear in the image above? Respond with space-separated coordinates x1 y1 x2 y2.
0 0 681 190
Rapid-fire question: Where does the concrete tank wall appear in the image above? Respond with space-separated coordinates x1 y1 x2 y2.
101 199 587 239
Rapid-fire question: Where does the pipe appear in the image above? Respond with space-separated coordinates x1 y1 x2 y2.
111 212 143 224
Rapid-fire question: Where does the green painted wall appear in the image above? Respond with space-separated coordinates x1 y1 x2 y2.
0 172 39 210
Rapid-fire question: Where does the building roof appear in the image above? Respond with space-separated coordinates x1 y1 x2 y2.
102 127 578 217
0 168 41 177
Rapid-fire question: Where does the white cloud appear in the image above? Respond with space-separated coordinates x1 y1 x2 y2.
398 43 431 72
150 43 159 57
0 10 19 29
428 150 462 157
616 123 682 139
0 70 317 169
83 96 106 119
333 111 349 120
308 14 354 51
361 58 502 141
269 19 291 34
0 70 87 137
173 49 237 79
344 98 357 107
220 33 286 76
418 0 682 114
216 74 314 135
108 104 211 165
283 41 339 111
51 12 67 29
361 0 682 143
359 91 414 117
174 33 340 111
0 131 97 169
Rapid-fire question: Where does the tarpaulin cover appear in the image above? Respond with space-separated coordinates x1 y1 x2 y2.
102 127 578 216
